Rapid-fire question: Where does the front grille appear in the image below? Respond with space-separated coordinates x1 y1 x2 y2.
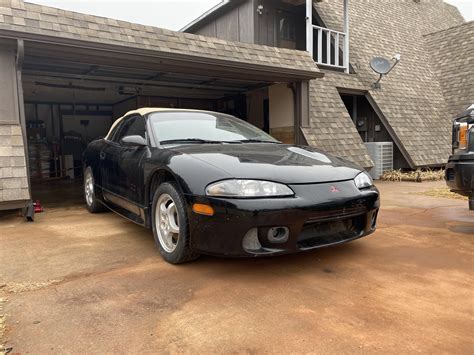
297 215 365 250
304 205 367 224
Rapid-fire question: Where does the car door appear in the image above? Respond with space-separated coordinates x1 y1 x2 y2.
100 119 124 196
114 114 148 206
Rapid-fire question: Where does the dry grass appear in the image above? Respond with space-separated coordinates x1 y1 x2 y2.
417 187 468 200
0 280 63 294
381 169 445 182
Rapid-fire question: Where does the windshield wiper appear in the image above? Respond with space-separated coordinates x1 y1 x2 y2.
160 138 223 145
231 139 281 144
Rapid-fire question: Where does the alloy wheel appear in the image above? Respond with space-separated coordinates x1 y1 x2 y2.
155 193 180 253
85 172 94 206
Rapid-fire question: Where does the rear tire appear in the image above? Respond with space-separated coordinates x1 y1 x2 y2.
84 167 106 213
151 182 199 264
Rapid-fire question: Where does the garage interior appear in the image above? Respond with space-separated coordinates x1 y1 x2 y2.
20 43 305 206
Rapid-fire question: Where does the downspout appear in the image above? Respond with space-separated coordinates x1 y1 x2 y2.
306 0 313 56
343 0 350 73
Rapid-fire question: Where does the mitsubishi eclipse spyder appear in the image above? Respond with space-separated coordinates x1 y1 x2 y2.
83 108 380 264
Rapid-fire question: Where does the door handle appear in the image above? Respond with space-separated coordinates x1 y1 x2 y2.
99 151 106 160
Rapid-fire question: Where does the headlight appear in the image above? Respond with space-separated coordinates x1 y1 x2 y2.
206 179 294 198
354 172 373 189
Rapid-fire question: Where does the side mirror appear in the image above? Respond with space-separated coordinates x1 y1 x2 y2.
121 135 147 147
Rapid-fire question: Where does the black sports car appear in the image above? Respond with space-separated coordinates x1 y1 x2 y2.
83 108 380 263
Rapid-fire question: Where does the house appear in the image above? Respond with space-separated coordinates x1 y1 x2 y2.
183 0 473 170
0 0 471 213
0 0 319 211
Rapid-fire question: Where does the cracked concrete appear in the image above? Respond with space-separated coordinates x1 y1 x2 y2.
0 180 472 353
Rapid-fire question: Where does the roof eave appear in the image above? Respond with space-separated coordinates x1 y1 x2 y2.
0 28 323 81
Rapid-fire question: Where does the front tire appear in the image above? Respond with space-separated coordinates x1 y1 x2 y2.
151 182 199 264
84 167 106 213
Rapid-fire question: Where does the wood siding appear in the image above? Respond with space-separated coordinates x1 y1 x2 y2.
193 1 255 44
191 0 306 50
0 42 30 204
255 0 305 50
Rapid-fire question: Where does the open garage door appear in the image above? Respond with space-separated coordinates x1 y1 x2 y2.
20 43 312 206
0 0 319 212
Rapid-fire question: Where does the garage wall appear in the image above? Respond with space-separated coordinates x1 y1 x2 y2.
246 87 267 131
113 97 138 120
269 84 295 144
0 43 30 206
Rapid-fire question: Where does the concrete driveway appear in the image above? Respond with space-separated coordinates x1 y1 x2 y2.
0 181 472 353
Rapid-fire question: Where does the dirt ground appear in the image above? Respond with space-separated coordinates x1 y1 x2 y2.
0 180 472 353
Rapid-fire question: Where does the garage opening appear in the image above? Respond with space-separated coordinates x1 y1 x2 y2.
21 54 300 207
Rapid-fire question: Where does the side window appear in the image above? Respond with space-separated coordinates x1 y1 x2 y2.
107 121 123 142
279 11 296 41
114 115 146 143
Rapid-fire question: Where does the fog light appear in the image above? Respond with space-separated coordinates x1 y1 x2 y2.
242 228 261 251
267 226 289 243
192 203 214 216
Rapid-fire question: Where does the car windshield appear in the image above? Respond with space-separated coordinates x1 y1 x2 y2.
149 111 279 144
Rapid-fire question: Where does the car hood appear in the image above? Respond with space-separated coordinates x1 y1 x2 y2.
168 143 364 184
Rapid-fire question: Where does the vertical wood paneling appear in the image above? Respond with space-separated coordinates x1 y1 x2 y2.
195 21 217 38
238 1 254 43
216 10 239 42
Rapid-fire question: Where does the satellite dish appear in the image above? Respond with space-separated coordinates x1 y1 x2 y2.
370 57 392 75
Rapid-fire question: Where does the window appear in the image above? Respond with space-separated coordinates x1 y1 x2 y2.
149 112 277 144
114 115 146 143
107 121 123 142
279 12 296 41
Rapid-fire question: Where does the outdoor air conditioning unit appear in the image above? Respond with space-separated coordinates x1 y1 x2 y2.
365 142 393 179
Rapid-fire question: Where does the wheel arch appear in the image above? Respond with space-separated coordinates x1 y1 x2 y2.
146 168 184 208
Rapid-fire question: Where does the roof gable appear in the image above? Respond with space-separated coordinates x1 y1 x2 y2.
314 0 466 167
424 21 474 118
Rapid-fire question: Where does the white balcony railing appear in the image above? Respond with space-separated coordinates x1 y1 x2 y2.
312 25 348 70
306 0 349 73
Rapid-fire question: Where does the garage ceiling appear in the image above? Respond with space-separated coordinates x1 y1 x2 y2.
22 55 272 104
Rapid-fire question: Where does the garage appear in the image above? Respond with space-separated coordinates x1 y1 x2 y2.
0 2 320 212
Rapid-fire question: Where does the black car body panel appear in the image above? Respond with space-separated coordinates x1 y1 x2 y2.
167 144 363 184
83 109 380 256
445 105 474 210
185 182 379 256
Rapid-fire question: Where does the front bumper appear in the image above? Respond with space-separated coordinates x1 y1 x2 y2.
445 154 474 196
185 181 380 257
446 154 474 210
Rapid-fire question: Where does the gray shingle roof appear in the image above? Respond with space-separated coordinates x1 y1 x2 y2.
0 0 319 75
424 21 474 118
313 0 466 167
302 72 374 169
